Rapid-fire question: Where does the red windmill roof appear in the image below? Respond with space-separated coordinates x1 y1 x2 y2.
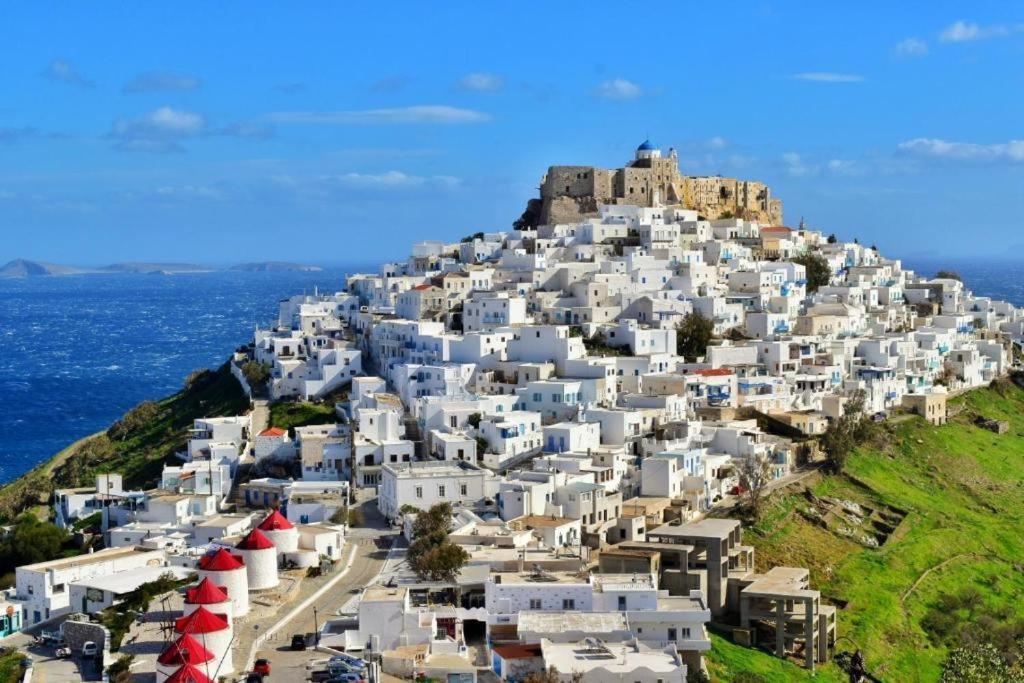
165 663 213 683
185 577 229 605
158 633 215 666
174 606 229 635
198 548 244 571
236 528 275 551
257 509 294 532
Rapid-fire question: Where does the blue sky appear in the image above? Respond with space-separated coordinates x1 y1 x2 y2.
2 3 1023 265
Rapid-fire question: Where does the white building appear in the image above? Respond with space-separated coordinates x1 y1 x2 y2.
378 460 493 523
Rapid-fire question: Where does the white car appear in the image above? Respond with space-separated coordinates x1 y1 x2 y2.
81 642 98 657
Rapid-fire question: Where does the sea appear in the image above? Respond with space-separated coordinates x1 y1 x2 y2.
0 258 1022 486
0 266 370 485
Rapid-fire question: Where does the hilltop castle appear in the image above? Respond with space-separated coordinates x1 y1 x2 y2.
531 140 783 227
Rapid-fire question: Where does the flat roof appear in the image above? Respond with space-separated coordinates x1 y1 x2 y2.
490 569 587 585
72 565 192 595
742 566 817 599
362 586 408 603
648 518 740 539
518 611 628 634
540 639 680 675
19 546 158 572
512 515 577 529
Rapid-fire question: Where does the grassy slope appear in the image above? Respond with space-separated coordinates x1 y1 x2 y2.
0 649 22 683
0 363 249 521
707 379 1024 682
268 400 339 435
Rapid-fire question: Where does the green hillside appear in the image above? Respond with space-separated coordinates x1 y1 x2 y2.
0 362 249 522
707 378 1024 682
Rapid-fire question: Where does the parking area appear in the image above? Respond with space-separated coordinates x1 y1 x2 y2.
6 634 102 683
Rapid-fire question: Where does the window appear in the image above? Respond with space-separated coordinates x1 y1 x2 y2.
617 596 626 610
438 485 446 498
415 486 423 499
562 599 575 609
529 598 542 609
668 627 677 641
460 483 468 496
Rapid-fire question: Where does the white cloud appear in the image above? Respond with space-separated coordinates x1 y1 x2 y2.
42 59 94 88
108 107 275 152
123 71 202 94
324 171 462 189
894 37 929 57
781 152 818 177
268 105 491 125
456 72 504 92
790 72 864 83
826 159 859 175
109 107 206 152
898 137 1024 163
706 136 728 150
938 20 1022 43
594 78 642 100
154 184 223 200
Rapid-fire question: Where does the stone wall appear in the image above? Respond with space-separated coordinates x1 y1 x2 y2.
538 154 783 225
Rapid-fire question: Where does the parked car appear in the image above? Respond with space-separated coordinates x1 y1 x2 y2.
253 658 272 677
291 633 307 650
330 654 366 670
81 642 98 657
325 660 364 675
325 675 364 683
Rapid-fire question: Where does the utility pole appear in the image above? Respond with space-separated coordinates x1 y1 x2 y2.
313 606 320 647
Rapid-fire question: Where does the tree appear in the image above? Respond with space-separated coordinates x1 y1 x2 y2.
108 400 160 441
739 452 773 522
820 390 872 474
241 361 271 387
407 503 469 582
941 643 1020 683
676 311 714 361
0 513 67 574
792 252 832 292
936 269 962 282
183 368 214 390
524 667 567 683
827 233 838 244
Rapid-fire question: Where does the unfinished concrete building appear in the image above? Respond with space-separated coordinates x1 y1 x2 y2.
596 517 834 670
644 518 755 616
734 567 837 670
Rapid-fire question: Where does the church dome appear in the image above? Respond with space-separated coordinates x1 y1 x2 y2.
636 139 656 151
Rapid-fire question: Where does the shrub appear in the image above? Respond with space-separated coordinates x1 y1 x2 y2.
676 311 714 361
792 252 832 292
241 361 271 387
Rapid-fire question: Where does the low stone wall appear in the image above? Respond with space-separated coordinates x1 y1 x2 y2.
61 617 110 671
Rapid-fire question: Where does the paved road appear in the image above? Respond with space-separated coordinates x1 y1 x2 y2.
1 634 98 683
248 495 397 681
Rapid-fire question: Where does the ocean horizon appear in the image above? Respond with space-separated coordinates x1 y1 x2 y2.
0 257 1020 487
0 265 371 485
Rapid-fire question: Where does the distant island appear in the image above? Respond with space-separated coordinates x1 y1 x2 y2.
0 258 322 277
229 261 323 272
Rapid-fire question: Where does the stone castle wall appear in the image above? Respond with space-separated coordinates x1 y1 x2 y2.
537 153 783 226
